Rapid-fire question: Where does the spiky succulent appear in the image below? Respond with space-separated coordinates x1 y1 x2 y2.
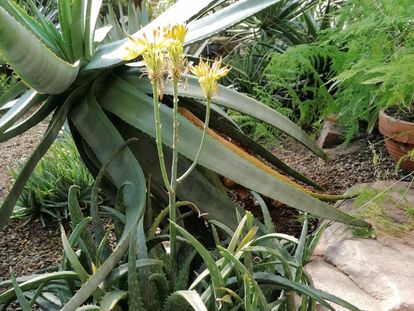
0 0 368 309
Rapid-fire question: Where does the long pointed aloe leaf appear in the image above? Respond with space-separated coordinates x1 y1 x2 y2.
99 77 367 227
58 0 73 60
10 270 31 311
174 223 225 306
67 186 98 261
26 0 65 54
127 227 145 310
71 0 85 60
218 246 269 311
70 92 146 239
0 0 61 55
113 122 243 230
85 0 280 72
173 97 322 190
166 291 208 311
0 271 79 304
104 259 162 289
100 290 128 311
61 230 130 311
0 90 43 135
186 0 278 44
0 7 79 94
84 0 103 59
60 225 91 284
250 272 360 311
0 96 59 143
130 75 326 159
0 88 74 230
0 81 27 109
63 90 147 310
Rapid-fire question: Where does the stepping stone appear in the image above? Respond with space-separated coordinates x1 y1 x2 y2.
305 181 414 311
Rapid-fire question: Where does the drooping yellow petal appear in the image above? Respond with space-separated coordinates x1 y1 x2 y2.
121 34 149 60
163 24 187 42
190 57 230 99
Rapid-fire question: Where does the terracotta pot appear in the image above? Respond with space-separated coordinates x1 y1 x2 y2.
378 110 414 172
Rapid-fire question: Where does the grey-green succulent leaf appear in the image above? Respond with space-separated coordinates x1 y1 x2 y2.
164 290 208 311
186 0 279 44
83 0 217 72
0 89 74 230
0 90 43 135
0 271 79 304
0 6 79 94
63 90 147 310
100 76 366 226
126 75 327 159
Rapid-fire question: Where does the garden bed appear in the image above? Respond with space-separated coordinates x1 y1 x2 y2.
0 124 406 280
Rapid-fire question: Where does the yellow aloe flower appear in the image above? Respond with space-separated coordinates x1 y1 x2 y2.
122 27 169 61
163 24 188 80
122 28 171 88
190 58 230 100
164 23 187 44
91 262 97 274
122 33 150 61
142 48 168 85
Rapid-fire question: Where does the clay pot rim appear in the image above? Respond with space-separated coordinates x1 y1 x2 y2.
379 109 414 144
379 109 414 127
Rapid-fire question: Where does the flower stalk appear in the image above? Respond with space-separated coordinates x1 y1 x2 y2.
178 58 229 182
123 25 229 284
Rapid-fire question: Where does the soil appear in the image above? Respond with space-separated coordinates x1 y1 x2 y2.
0 116 63 281
226 130 408 236
385 107 414 123
272 131 407 193
0 117 408 280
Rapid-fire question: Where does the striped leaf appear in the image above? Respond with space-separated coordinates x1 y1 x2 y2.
0 7 79 94
98 76 367 227
128 75 326 159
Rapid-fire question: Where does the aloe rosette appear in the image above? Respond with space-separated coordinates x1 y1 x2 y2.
0 0 368 308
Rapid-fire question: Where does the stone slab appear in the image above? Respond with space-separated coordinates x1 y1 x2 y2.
306 181 414 311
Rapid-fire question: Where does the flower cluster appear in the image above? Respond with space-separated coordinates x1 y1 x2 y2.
123 24 187 83
123 24 229 99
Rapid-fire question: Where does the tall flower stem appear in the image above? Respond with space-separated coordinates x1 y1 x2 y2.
152 81 172 192
178 97 211 182
169 79 180 278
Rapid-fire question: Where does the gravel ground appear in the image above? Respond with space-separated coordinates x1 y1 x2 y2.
0 121 408 280
0 116 63 280
0 219 61 280
272 131 407 194
231 130 408 236
0 119 48 200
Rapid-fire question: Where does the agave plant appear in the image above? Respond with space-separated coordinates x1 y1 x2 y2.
0 0 369 302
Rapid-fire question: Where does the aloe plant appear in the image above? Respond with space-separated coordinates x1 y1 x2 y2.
0 0 368 230
0 188 361 311
10 131 94 225
0 2 370 306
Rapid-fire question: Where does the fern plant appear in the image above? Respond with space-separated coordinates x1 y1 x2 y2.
223 0 341 142
262 44 337 127
251 0 414 140
324 0 414 137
